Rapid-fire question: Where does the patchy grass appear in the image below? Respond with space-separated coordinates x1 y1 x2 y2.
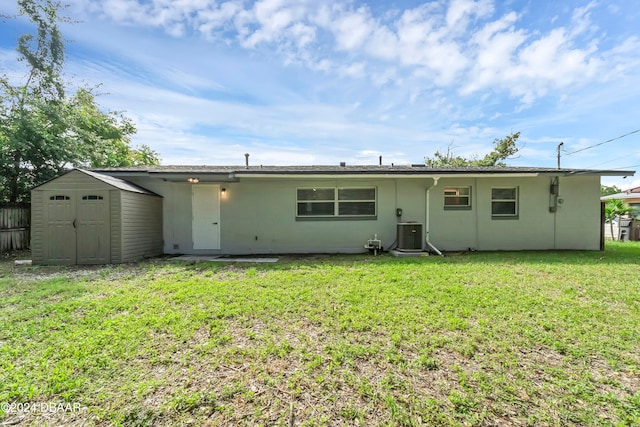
0 242 639 426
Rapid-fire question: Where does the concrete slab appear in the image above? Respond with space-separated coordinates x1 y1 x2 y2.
173 255 221 261
173 255 279 263
390 250 430 257
14 260 32 266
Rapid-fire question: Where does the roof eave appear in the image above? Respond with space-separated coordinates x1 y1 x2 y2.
232 172 542 179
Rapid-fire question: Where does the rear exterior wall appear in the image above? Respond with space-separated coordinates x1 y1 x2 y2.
125 174 602 254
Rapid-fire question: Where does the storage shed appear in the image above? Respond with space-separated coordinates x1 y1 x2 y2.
31 169 163 265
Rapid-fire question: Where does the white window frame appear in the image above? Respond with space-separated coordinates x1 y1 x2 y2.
296 187 377 219
491 187 518 219
444 186 471 209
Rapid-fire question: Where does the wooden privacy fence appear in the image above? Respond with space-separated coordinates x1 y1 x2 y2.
0 203 30 252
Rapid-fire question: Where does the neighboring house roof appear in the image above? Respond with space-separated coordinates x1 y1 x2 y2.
92 164 635 178
601 186 640 201
32 168 161 196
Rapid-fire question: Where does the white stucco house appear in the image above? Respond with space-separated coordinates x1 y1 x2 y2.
31 164 634 264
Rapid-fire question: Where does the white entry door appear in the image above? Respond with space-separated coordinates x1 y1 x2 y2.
192 185 220 250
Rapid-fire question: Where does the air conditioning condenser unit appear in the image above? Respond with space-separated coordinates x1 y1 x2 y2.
397 222 423 251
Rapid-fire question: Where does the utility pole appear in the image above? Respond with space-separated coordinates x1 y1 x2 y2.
557 142 564 169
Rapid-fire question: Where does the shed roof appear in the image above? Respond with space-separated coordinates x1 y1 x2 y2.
79 169 160 195
32 168 161 196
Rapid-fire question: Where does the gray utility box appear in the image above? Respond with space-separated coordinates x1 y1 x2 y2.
397 222 423 251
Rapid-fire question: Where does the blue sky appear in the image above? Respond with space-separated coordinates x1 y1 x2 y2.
1 0 639 189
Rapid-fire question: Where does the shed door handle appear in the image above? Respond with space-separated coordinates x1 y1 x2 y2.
73 219 76 229
212 222 218 225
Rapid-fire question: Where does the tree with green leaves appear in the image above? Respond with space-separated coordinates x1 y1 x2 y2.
425 132 521 167
0 0 68 202
601 185 622 197
604 199 632 241
0 0 159 203
68 88 159 168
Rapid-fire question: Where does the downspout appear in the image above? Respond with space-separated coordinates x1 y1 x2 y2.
426 177 444 256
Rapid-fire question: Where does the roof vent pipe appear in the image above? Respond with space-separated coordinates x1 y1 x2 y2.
379 155 382 166
244 153 249 168
340 162 346 167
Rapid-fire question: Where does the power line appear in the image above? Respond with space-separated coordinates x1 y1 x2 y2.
612 163 640 170
587 152 640 168
563 129 640 156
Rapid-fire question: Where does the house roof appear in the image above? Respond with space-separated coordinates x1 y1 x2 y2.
92 164 635 178
601 186 640 201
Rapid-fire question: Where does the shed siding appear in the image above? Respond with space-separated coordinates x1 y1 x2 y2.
30 191 44 263
38 170 111 192
120 192 163 262
110 190 122 263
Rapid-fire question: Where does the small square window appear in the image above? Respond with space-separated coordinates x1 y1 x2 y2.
491 187 518 218
444 186 471 209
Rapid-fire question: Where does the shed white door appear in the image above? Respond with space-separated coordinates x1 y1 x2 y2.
192 185 220 250
76 193 110 264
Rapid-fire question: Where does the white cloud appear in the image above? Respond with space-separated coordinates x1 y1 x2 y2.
338 62 366 79
466 12 522 75
370 67 398 87
569 1 597 38
446 0 493 30
197 1 244 39
365 26 398 61
289 22 315 48
395 4 469 85
63 0 640 105
4 0 640 171
242 0 298 47
330 6 373 51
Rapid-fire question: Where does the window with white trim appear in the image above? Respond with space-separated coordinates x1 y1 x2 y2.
491 187 518 218
444 186 471 209
296 187 376 218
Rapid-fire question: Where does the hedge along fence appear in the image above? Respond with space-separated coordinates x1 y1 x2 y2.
0 203 30 252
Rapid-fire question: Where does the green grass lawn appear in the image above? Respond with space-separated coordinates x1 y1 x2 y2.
1 243 639 426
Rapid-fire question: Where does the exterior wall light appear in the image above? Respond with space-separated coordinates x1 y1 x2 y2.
187 178 199 183
221 188 227 195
